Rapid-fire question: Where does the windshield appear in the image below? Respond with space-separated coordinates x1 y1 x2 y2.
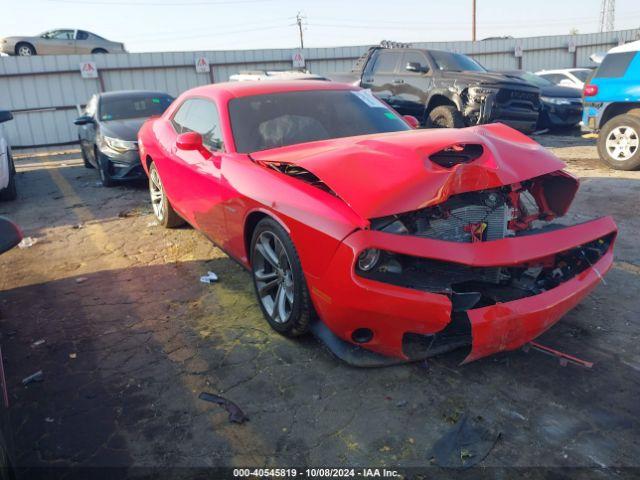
99 94 173 121
229 89 411 153
430 51 485 72
572 70 591 82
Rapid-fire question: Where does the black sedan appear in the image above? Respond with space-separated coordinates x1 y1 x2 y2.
74 90 173 186
501 71 583 130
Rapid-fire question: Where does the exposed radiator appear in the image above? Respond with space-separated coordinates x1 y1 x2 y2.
421 204 510 243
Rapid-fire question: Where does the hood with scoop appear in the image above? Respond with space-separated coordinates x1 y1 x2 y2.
250 123 567 220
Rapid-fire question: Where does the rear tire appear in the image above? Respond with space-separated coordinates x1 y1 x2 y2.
148 162 184 228
426 105 465 129
0 154 17 201
597 114 640 170
250 218 311 337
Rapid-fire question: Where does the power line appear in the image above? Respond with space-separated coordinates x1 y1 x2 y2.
41 0 276 5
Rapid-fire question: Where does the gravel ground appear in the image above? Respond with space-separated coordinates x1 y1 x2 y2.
0 131 638 478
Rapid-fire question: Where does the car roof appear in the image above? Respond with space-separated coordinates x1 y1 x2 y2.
99 90 172 99
187 80 358 99
609 39 640 54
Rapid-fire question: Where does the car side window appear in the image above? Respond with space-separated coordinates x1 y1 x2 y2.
371 52 401 74
172 98 223 151
401 51 430 73
51 30 74 40
76 30 89 41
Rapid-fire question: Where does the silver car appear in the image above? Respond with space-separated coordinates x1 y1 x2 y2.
0 29 126 56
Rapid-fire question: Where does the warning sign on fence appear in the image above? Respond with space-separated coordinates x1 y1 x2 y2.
79 61 98 79
292 51 305 68
195 57 210 74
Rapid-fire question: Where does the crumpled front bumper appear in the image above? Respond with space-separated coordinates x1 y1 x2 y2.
307 216 616 363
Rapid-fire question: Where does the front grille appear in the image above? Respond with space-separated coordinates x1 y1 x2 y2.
496 89 540 108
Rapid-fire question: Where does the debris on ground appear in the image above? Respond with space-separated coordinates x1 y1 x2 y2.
532 128 550 135
18 237 37 249
523 341 594 368
75 277 88 284
22 370 44 386
198 392 248 424
69 353 77 359
429 415 500 468
44 417 54 423
147 221 158 227
118 210 134 218
396 400 408 408
200 271 219 284
31 339 45 348
72 223 84 229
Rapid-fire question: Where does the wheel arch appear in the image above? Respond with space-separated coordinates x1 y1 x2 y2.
600 102 640 127
243 209 291 266
424 93 460 119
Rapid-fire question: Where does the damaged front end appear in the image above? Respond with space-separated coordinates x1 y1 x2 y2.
462 84 540 133
310 169 616 365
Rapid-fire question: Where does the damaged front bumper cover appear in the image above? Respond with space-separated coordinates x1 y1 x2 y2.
308 216 616 365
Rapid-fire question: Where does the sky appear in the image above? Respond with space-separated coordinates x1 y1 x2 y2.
1 0 640 52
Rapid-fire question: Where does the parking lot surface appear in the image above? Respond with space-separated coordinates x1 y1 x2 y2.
0 133 639 475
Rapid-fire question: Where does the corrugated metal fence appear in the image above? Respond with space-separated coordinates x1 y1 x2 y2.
1 28 639 148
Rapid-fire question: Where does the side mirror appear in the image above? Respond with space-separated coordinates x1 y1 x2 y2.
0 216 23 255
406 62 426 73
0 110 13 124
176 131 203 151
74 115 94 126
403 115 420 129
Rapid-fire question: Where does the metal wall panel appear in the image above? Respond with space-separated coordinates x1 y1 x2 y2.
2 28 639 147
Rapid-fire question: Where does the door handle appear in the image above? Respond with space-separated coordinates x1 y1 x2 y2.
392 79 405 85
363 78 373 83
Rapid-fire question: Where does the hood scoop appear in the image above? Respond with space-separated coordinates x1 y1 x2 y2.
429 144 484 168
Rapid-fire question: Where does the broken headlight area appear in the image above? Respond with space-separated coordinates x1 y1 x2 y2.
356 233 614 312
466 86 498 104
369 172 578 243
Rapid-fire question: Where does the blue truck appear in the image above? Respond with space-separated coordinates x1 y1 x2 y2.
582 40 640 170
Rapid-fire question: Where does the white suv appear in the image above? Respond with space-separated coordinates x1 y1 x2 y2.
0 110 16 201
535 68 593 90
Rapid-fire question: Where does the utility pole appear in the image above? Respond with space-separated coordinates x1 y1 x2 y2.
472 0 477 41
296 11 305 49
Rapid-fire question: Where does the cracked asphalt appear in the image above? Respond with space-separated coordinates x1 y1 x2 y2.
0 132 638 478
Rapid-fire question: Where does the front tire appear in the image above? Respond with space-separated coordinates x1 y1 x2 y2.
92 48 108 54
597 114 640 170
425 105 465 129
80 143 94 169
250 218 311 337
15 43 35 56
148 162 184 228
0 154 17 201
97 150 114 187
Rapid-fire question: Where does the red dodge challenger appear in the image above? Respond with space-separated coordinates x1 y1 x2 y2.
138 81 616 366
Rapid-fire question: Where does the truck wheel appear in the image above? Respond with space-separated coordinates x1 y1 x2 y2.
597 114 640 170
426 105 465 129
